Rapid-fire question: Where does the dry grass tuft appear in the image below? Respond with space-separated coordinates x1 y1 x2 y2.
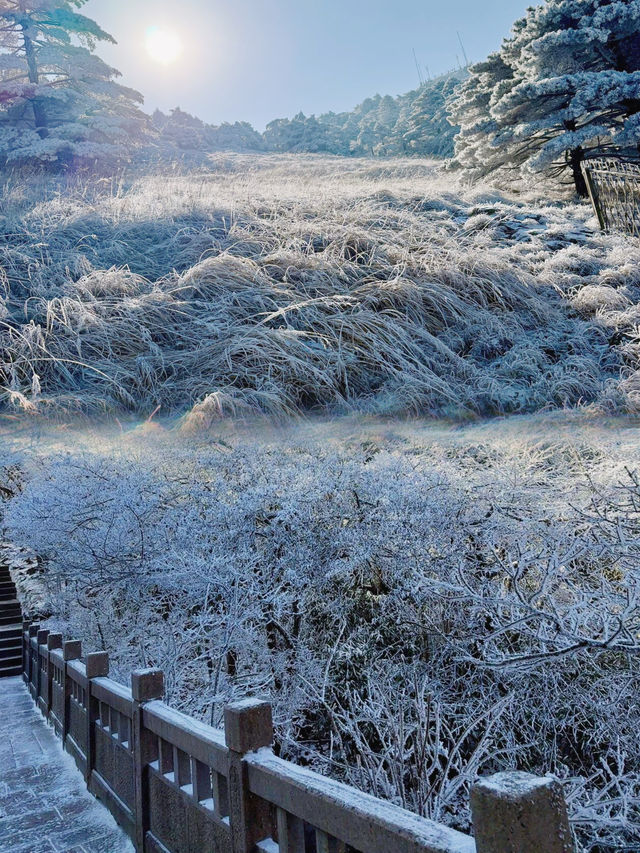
0 154 637 421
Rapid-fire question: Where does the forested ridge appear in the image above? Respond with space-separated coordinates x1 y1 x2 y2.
148 69 467 161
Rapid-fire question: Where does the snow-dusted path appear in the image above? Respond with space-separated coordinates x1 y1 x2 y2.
0 677 134 853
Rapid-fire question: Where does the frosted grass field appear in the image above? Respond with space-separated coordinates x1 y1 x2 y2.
2 155 640 850
1 153 640 422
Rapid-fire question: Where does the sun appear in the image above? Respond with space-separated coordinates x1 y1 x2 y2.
145 26 183 66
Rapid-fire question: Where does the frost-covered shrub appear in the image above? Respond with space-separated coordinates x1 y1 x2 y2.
3 423 640 850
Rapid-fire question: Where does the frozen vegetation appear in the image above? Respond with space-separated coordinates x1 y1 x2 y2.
1 154 640 421
1 154 640 852
450 0 640 194
3 2 640 852
1 413 640 852
149 69 465 161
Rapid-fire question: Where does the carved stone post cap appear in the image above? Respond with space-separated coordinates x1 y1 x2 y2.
37 628 49 645
62 640 82 661
471 771 574 853
131 668 164 702
85 651 109 679
28 624 40 637
47 633 63 650
224 698 273 753
22 618 32 629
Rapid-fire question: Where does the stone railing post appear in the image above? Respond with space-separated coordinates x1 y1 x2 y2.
22 619 31 683
85 651 109 784
62 640 82 745
131 668 164 853
36 628 49 707
45 633 63 718
28 624 39 696
471 771 575 853
224 698 274 853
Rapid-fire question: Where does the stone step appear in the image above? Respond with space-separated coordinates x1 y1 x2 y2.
0 620 23 630
0 663 22 678
0 644 22 659
0 600 21 612
0 614 22 628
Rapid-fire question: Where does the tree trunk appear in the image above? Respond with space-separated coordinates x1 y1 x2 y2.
21 27 48 139
568 146 588 198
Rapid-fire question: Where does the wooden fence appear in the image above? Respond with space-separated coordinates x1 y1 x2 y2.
582 157 640 236
21 619 575 853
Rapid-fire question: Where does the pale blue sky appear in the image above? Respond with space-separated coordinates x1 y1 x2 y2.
84 0 533 129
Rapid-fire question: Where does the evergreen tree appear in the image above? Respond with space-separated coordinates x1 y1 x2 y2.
403 71 467 157
210 121 264 152
152 107 206 151
450 0 640 195
263 112 331 153
0 0 146 167
148 72 464 162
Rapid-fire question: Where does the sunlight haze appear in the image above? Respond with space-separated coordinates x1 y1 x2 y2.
85 0 533 128
145 26 184 66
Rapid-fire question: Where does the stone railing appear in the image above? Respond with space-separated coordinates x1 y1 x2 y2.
22 619 575 853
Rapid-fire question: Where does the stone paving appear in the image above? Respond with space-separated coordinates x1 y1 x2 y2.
0 676 134 853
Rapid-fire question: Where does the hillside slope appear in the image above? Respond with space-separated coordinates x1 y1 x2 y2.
0 154 637 421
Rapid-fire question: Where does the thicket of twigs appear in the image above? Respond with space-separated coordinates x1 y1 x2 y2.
2 417 639 852
1 154 639 421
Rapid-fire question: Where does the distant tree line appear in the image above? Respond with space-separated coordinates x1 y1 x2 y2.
147 69 467 161
4 0 640 198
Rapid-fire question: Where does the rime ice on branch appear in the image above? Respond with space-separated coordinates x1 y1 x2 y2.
449 0 640 195
0 0 147 168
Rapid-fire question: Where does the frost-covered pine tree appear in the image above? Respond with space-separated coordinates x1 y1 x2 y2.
403 70 467 158
450 0 640 194
0 0 146 168
263 112 332 153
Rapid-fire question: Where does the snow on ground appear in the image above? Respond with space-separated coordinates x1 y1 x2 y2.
0 676 134 853
2 154 640 850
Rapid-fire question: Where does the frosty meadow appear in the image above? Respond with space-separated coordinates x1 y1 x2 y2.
2 1 640 852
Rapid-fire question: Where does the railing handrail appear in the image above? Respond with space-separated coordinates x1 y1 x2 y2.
16 616 576 853
91 675 134 716
246 747 476 853
143 699 228 773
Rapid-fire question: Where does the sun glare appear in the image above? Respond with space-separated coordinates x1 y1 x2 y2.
145 26 183 66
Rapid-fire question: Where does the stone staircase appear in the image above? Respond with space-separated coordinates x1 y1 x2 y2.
0 563 22 677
